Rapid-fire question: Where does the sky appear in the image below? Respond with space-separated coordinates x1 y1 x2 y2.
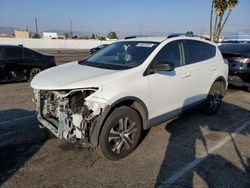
1 0 250 37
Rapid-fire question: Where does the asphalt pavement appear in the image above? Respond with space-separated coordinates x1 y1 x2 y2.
0 50 250 188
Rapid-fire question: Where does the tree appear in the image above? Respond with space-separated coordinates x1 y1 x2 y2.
64 32 69 39
209 0 215 40
217 0 239 40
185 31 194 37
107 31 118 39
209 0 239 42
33 33 41 39
91 34 96 39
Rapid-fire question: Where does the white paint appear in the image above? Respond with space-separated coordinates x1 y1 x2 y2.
43 32 58 39
31 36 228 121
0 38 114 49
0 115 36 126
30 61 118 90
158 120 250 188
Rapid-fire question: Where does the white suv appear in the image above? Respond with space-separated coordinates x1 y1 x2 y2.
31 36 228 160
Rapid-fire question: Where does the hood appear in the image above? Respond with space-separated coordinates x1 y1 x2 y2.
31 61 119 90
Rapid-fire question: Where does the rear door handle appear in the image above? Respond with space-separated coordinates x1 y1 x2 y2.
210 67 216 71
182 72 191 78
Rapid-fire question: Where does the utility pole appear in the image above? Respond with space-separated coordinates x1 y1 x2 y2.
139 24 141 36
35 18 39 37
70 20 73 36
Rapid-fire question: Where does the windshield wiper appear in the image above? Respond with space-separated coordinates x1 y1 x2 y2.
79 60 115 70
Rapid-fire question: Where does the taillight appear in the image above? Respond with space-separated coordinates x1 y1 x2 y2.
223 59 228 64
233 57 250 64
51 57 56 64
243 58 250 64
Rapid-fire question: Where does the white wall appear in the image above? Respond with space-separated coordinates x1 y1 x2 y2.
0 38 115 49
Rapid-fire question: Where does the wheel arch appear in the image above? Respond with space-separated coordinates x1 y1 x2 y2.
90 96 149 147
26 67 43 81
213 76 227 96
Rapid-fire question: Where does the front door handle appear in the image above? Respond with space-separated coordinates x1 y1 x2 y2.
182 72 191 78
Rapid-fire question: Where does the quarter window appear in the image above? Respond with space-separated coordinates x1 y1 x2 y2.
184 40 216 64
24 49 34 58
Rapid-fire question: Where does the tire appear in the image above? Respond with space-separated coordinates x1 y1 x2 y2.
247 87 250 93
97 106 142 160
28 68 41 81
204 82 223 115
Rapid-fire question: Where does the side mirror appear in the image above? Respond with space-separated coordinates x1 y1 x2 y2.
152 62 175 72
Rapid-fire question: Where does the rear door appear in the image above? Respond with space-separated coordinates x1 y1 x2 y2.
2 47 24 80
182 39 216 105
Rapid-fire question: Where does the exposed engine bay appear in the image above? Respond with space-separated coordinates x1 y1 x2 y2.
34 88 108 146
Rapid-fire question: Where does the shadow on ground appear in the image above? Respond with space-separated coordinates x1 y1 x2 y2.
0 109 48 185
155 101 250 187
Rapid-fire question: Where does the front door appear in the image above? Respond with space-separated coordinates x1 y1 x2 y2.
147 40 192 119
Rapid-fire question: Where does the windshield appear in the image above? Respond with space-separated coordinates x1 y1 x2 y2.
80 41 159 70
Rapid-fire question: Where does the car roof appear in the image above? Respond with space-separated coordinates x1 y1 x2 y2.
0 44 24 48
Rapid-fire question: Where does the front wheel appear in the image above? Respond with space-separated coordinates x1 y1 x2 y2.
97 106 142 160
28 68 41 81
204 82 223 115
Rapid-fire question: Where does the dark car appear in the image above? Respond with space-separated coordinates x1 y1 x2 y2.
88 44 109 54
219 44 250 91
0 45 56 82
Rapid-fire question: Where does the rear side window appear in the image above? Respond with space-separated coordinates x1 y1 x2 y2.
184 40 216 64
34 52 43 59
24 49 34 58
4 47 23 59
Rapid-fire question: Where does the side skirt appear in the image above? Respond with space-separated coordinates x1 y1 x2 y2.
145 99 207 129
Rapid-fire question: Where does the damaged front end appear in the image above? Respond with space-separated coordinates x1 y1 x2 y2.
34 88 109 146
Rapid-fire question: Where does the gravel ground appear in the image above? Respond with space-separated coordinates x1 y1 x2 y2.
0 50 250 188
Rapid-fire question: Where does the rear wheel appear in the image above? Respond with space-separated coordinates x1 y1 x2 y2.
97 106 142 160
28 68 41 81
204 82 223 115
247 87 250 93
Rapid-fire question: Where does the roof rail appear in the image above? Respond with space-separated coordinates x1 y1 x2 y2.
167 33 186 38
124 36 137 39
167 33 211 41
124 35 153 39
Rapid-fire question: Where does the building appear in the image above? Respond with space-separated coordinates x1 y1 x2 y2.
43 32 58 39
15 30 29 38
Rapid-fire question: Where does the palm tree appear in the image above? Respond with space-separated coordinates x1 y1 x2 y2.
217 0 239 39
213 0 228 42
210 0 215 41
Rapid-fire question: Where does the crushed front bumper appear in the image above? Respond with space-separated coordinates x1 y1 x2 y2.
35 90 70 139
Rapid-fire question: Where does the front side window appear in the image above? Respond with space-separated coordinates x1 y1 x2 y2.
184 40 216 64
80 41 159 70
4 47 23 59
153 41 182 67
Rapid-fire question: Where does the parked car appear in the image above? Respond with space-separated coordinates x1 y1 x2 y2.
0 45 56 82
31 36 228 160
89 44 109 54
219 44 250 92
